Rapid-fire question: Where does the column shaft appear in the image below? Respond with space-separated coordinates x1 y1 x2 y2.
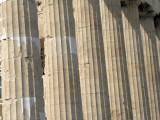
1 0 44 120
155 21 160 119
99 0 132 119
121 3 145 120
140 17 160 120
43 0 83 119
156 26 160 75
73 0 111 120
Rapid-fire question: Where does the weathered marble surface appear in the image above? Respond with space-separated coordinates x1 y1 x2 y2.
0 0 45 119
0 0 159 120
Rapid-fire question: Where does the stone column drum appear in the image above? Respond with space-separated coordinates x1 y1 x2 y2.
121 1 146 119
155 17 160 119
73 0 111 120
140 12 160 120
0 0 45 120
155 17 160 87
99 0 132 119
43 0 83 119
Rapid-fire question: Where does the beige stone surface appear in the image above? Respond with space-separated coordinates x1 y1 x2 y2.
140 15 160 120
155 18 160 78
0 0 159 120
99 0 133 119
43 0 83 119
121 2 146 120
155 19 160 119
0 0 45 119
122 2 156 120
73 0 111 119
37 0 45 39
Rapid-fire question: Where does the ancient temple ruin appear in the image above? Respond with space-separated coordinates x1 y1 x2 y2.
0 0 160 120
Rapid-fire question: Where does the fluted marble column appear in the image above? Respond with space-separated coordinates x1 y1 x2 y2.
140 13 160 120
99 0 132 119
43 0 83 119
155 17 160 75
0 0 44 120
155 18 160 72
121 2 146 120
155 17 160 119
73 0 111 120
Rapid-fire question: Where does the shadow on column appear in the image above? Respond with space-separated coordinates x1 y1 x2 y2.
23 0 45 119
139 3 160 119
103 0 133 119
154 15 160 115
122 4 151 119
61 0 83 119
88 0 111 119
141 19 160 119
